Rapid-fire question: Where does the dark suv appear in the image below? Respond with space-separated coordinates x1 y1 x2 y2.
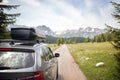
0 28 59 80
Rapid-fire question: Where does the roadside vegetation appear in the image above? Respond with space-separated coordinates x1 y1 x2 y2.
67 42 118 80
48 44 59 51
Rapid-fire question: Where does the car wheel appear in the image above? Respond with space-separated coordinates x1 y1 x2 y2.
56 65 58 80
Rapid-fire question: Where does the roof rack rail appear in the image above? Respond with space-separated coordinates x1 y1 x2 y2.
0 39 46 45
0 39 12 43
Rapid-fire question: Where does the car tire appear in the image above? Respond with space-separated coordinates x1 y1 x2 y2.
56 65 58 80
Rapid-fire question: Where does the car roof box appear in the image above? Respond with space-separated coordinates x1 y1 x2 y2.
11 28 46 40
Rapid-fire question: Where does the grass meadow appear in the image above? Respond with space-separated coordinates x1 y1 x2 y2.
67 42 118 80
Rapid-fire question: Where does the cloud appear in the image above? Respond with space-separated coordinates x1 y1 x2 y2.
10 0 119 31
20 0 40 6
98 2 120 28
16 0 86 31
84 0 94 8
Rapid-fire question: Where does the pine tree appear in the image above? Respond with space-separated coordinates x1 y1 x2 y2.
60 37 64 44
91 36 95 43
110 1 120 50
107 2 120 79
84 37 90 43
96 35 101 42
74 37 79 43
100 34 105 42
0 2 20 39
57 38 61 46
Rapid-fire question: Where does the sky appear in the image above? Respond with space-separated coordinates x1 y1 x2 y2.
1 0 120 31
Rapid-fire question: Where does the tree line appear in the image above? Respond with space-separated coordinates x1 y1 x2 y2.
55 30 115 45
46 36 84 46
90 30 114 42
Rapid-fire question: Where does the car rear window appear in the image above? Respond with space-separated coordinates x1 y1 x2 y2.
0 51 35 70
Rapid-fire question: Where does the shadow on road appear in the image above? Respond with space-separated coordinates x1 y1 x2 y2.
57 74 64 80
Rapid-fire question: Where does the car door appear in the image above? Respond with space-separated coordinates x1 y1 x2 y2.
41 46 57 80
48 47 58 80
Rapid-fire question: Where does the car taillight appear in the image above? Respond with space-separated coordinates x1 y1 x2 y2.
0 48 12 51
33 71 44 80
17 71 44 80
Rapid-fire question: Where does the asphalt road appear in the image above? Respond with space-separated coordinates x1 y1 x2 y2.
54 45 87 80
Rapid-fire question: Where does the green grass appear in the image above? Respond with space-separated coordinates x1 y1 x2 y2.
48 44 60 51
67 42 118 80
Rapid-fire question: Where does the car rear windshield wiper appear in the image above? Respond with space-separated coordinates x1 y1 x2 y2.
0 66 19 70
0 66 11 70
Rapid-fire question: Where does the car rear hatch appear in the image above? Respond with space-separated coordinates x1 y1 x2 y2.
0 47 39 80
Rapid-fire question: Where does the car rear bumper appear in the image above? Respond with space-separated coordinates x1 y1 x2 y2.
0 72 34 79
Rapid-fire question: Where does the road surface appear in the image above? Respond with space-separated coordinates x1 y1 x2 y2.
54 45 87 80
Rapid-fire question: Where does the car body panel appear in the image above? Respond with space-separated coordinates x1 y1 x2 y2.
0 42 59 80
0 72 34 79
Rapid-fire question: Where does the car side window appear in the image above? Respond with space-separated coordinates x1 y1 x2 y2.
42 47 53 61
41 48 47 61
48 47 53 55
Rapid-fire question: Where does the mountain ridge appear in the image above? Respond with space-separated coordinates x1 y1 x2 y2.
9 25 105 38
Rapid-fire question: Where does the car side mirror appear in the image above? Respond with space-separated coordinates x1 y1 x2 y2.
54 53 60 57
49 55 53 59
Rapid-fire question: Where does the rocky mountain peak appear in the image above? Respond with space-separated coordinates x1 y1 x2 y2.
8 25 105 38
36 25 54 35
